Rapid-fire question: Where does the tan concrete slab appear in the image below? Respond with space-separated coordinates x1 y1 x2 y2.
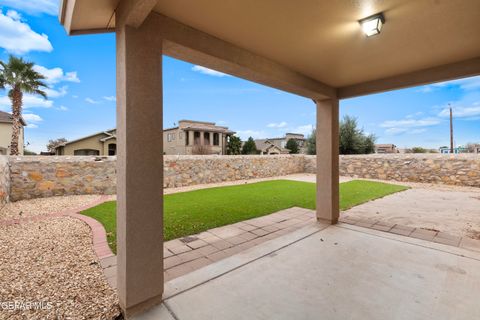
163 225 480 320
343 187 480 240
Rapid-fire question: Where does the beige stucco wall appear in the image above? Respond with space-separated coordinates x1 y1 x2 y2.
164 128 227 155
61 134 107 155
0 122 24 155
102 138 117 155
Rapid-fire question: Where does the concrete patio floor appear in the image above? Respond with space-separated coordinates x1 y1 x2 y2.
135 222 480 320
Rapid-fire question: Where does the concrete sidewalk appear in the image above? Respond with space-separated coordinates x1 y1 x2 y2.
135 222 480 320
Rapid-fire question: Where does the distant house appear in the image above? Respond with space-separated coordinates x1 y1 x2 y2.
439 146 469 154
0 111 26 155
164 120 235 155
375 144 398 154
55 129 117 156
254 133 306 155
55 120 235 156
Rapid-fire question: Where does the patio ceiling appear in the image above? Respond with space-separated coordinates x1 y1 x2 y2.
60 0 480 98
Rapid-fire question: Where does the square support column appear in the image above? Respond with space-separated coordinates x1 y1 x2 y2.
316 99 339 224
116 23 164 317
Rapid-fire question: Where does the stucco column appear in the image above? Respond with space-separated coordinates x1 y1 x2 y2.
188 130 193 146
116 21 164 317
200 131 205 145
316 99 339 223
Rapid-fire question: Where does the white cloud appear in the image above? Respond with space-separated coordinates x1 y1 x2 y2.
0 0 58 16
0 94 52 109
6 9 21 20
23 112 42 128
103 96 116 102
290 124 314 136
0 10 53 54
192 65 229 77
33 65 80 84
381 117 441 136
85 98 100 104
57 105 68 111
44 85 67 98
380 118 441 128
236 130 267 140
418 76 480 93
267 121 287 128
72 95 78 99
23 113 43 123
439 105 480 118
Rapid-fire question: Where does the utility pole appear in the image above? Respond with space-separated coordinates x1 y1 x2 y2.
449 104 454 154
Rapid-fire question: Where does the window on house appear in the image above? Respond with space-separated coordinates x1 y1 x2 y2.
213 133 219 146
74 149 100 156
185 131 189 146
194 131 201 145
167 133 176 142
204 132 210 145
108 143 116 156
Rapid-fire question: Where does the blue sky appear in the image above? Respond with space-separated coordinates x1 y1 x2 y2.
0 1 479 153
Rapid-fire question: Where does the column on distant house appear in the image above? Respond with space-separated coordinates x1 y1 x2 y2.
189 131 194 146
316 98 339 224
200 131 205 145
210 132 214 146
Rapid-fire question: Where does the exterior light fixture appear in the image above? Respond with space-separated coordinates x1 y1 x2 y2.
359 13 385 37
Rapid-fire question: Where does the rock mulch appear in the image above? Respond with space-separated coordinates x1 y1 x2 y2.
0 195 105 220
0 217 120 319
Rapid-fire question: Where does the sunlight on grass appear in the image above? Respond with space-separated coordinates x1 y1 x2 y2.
81 179 408 253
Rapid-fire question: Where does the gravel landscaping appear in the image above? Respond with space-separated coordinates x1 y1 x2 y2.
0 217 120 319
0 195 106 220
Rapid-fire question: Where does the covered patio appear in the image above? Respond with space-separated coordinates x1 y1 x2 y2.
59 0 480 318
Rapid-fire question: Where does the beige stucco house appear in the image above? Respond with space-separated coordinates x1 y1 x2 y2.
254 133 306 155
164 120 234 155
0 111 25 155
55 120 234 156
55 129 117 156
375 144 398 153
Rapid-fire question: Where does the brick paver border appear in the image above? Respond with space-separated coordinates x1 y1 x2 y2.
0 195 114 260
97 207 480 290
3 196 480 291
339 215 480 252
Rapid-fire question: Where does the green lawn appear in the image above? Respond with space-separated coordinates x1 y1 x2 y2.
81 180 408 253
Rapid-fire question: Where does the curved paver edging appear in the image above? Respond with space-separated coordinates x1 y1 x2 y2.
0 195 114 259
65 195 115 259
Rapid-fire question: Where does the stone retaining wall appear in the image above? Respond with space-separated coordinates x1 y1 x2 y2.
8 156 116 201
305 154 480 187
164 155 305 188
0 156 9 205
7 155 305 201
4 154 480 202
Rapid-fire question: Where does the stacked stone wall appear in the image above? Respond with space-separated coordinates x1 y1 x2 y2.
4 154 480 202
0 156 10 204
305 154 480 187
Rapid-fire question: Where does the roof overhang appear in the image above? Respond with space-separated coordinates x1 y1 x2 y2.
60 0 480 98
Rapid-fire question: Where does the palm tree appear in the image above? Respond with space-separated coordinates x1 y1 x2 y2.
0 56 47 155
